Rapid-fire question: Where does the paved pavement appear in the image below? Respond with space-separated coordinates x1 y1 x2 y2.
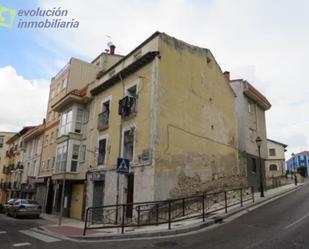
1 182 309 248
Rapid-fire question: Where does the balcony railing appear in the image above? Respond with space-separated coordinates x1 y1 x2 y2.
118 96 137 118
98 111 109 130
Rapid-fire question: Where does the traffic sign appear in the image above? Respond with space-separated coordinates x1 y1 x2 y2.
117 158 130 174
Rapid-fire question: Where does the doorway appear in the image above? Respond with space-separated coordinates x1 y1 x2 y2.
92 181 104 223
126 173 134 218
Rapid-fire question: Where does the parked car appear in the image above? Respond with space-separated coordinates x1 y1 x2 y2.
6 199 41 218
3 199 16 214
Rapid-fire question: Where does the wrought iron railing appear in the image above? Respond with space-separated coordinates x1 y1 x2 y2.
83 186 254 235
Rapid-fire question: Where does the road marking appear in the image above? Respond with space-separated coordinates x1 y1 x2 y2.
12 242 31 247
285 211 309 229
0 231 7 234
19 230 61 243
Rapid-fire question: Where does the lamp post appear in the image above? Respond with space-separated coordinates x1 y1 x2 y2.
255 136 264 197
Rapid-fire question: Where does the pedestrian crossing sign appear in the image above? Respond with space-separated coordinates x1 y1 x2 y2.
117 158 130 174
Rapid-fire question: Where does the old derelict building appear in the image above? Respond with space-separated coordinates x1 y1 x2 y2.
86 32 244 212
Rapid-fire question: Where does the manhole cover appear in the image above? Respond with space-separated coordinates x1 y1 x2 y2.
154 241 178 247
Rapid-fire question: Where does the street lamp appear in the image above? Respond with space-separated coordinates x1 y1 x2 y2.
255 136 264 197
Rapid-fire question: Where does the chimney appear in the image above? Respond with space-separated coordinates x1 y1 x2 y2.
223 71 230 81
109 44 116 55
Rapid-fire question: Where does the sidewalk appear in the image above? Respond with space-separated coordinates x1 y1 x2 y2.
35 182 304 241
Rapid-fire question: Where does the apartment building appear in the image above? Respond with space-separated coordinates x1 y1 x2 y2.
287 151 309 175
0 132 16 203
1 127 34 201
77 31 244 217
22 123 45 203
265 139 287 187
230 79 271 191
44 52 123 219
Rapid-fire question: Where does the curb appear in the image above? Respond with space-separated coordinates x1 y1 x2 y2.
35 184 303 241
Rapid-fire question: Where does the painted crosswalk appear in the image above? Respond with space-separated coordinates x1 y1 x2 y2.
19 230 61 243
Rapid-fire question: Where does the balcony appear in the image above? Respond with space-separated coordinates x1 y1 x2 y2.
118 96 137 118
98 111 109 130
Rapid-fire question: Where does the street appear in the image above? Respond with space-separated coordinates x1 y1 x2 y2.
1 184 309 249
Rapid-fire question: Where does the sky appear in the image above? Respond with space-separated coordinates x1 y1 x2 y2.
0 0 309 157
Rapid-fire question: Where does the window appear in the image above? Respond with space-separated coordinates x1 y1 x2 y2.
98 139 107 165
59 110 72 136
41 161 45 171
75 109 83 133
55 143 67 172
269 148 276 156
270 164 278 171
71 144 79 172
56 84 61 94
127 85 137 97
98 100 110 130
45 135 49 146
248 103 252 113
0 136 4 148
251 158 257 173
119 84 138 118
123 128 135 162
47 159 50 169
51 156 55 169
80 145 86 162
62 78 68 89
50 89 55 99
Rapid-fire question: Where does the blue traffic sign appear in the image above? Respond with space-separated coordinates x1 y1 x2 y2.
117 158 130 174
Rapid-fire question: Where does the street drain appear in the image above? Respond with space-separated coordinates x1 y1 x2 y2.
154 241 178 247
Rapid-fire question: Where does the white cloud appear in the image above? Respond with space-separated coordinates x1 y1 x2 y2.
0 66 49 131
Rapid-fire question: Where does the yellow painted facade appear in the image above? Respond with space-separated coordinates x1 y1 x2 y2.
86 32 244 208
154 35 241 199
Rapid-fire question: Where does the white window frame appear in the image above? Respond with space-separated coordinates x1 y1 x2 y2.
70 144 80 172
74 108 84 133
121 124 136 163
101 95 113 112
62 78 68 89
80 145 86 163
125 79 139 97
59 109 73 136
55 142 67 173
97 134 109 166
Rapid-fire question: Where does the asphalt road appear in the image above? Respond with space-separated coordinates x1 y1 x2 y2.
1 184 309 249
